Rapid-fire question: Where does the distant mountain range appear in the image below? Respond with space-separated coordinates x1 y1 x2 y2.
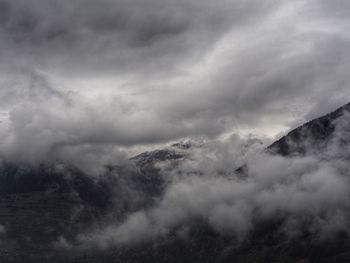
0 103 350 262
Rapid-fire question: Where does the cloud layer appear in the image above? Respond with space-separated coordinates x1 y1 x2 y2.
78 113 350 248
0 0 350 166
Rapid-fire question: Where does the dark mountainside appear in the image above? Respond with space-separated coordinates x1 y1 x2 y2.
268 102 350 156
0 103 350 262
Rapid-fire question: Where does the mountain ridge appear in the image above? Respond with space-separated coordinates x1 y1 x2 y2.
0 102 350 262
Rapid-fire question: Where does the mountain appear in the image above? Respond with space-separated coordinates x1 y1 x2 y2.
268 102 350 156
0 103 350 262
235 102 350 175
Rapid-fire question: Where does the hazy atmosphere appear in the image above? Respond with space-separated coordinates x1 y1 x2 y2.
1 1 350 262
1 0 350 166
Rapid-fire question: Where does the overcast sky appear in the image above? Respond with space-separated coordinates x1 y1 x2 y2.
0 0 350 163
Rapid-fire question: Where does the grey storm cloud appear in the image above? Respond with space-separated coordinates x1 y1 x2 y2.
0 0 349 167
0 0 267 76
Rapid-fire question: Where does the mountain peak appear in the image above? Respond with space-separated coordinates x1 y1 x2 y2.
268 102 350 156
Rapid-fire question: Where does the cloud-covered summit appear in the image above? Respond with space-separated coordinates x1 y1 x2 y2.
76 103 350 250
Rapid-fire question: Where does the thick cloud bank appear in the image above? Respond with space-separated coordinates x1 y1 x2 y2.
0 0 350 166
77 113 350 249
